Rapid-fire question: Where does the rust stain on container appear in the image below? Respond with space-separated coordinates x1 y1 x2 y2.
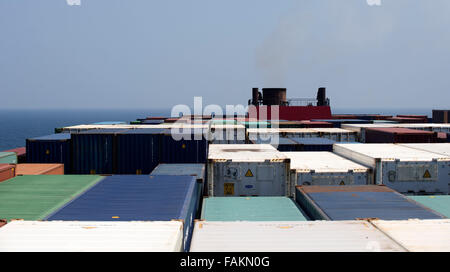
15 164 64 176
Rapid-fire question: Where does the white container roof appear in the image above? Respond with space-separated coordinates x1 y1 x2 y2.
208 144 287 162
400 143 450 157
189 221 405 252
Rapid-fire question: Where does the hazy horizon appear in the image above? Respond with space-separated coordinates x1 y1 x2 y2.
1 0 449 110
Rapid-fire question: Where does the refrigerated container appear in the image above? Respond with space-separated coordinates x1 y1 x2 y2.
310 128 357 142
46 175 200 252
189 220 406 252
369 219 450 252
201 197 307 221
247 128 320 143
0 221 184 252
333 144 450 194
295 185 445 221
26 133 72 173
0 175 104 221
250 137 300 152
207 144 290 196
284 152 369 190
400 143 450 157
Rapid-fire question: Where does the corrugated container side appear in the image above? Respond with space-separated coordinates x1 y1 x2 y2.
26 134 72 173
0 152 17 164
71 131 120 174
0 175 104 221
46 175 199 252
407 196 450 218
294 185 446 221
0 164 15 183
14 164 64 176
365 128 437 143
116 129 163 174
189 221 406 252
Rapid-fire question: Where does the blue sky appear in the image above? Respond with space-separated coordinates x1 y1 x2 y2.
1 0 449 109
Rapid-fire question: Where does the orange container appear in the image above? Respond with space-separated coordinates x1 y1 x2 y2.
0 164 15 182
15 164 64 176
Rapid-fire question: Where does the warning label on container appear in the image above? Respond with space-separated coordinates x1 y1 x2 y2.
423 170 431 178
339 181 345 185
245 169 253 177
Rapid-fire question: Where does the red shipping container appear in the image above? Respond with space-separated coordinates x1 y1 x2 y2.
15 164 64 176
365 128 437 143
387 117 427 123
0 164 15 182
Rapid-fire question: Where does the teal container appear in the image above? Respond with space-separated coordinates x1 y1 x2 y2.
240 121 271 128
0 152 17 164
408 195 450 218
211 120 237 125
201 197 308 221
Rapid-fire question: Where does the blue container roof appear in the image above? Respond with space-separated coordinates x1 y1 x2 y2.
29 133 71 141
289 137 336 145
46 175 197 221
151 163 205 179
305 190 445 220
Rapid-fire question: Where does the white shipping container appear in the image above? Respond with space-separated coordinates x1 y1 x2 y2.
370 219 450 252
189 221 406 252
310 128 357 142
209 124 246 144
0 221 183 252
400 143 450 157
283 152 369 191
207 144 290 196
333 144 450 194
247 128 320 142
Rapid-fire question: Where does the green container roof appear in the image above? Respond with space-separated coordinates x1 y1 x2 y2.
0 152 17 164
0 175 104 221
408 195 450 218
201 197 308 221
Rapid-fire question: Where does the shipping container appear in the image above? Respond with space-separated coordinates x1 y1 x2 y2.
207 144 290 196
299 121 334 128
285 152 369 191
15 164 64 175
369 219 450 252
209 124 246 144
247 128 320 142
71 129 124 174
90 121 127 125
269 120 304 128
311 119 371 128
46 175 200 252
0 175 104 221
201 197 307 221
289 137 336 151
433 110 449 123
116 128 164 174
189 220 406 252
2 147 26 163
0 152 17 164
408 196 450 218
26 133 72 173
0 164 15 183
333 144 450 194
310 128 357 142
0 221 184 252
250 137 300 152
400 143 450 157
0 219 6 228
240 121 271 128
387 117 426 123
365 128 437 143
151 163 206 216
161 129 208 164
295 185 445 221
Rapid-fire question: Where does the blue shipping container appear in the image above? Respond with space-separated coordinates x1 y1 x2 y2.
116 129 164 174
26 133 72 173
71 129 124 174
161 129 208 164
295 185 445 221
289 137 336 152
46 175 200 252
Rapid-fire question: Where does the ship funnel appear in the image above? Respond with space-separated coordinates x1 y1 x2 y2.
317 87 328 106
